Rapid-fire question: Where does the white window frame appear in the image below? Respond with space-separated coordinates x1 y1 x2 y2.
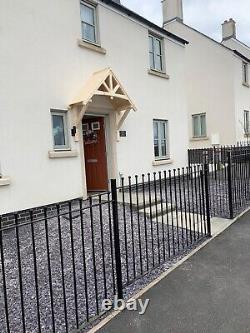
192 113 207 138
149 33 165 73
51 110 70 151
80 1 98 44
244 110 250 135
242 62 249 84
153 119 169 160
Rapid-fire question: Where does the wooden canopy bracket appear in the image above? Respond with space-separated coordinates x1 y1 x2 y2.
116 109 130 131
77 104 88 126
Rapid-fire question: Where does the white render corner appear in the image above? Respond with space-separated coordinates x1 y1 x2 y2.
0 177 11 187
48 150 78 159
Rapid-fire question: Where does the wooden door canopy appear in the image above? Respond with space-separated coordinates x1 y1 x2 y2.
69 68 137 128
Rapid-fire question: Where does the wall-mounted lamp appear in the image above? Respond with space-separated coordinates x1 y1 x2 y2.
71 126 77 137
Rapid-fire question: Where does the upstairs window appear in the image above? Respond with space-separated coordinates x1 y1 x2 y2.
244 110 250 134
192 113 207 138
80 2 97 44
242 62 249 85
51 110 70 150
149 34 164 72
153 120 169 160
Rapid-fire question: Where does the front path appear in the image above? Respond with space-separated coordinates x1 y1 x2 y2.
97 211 250 333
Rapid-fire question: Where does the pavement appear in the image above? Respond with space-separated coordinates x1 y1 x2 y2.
95 210 250 333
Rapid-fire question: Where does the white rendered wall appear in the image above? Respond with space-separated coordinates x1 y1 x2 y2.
0 0 188 214
222 39 250 142
166 21 237 149
233 56 250 142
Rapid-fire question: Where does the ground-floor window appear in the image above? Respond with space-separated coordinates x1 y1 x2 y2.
244 110 250 135
153 119 169 160
51 109 70 150
192 113 206 138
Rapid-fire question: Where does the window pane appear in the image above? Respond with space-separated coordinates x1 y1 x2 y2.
161 122 166 139
200 115 206 136
154 121 159 158
155 55 162 71
154 140 159 157
161 140 167 157
153 121 159 140
193 116 200 137
82 23 96 42
243 63 248 83
149 52 154 69
244 111 250 133
81 4 95 25
154 39 162 55
52 115 66 147
149 36 154 53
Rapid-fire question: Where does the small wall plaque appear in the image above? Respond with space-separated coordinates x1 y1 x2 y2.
119 131 127 137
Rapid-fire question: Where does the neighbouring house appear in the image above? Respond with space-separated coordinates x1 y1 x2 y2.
221 20 250 144
0 0 189 214
164 0 250 148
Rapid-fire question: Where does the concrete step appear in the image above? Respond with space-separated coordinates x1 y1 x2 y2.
154 211 206 232
142 203 175 219
117 191 160 209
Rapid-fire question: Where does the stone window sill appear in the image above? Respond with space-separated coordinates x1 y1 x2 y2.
242 82 250 88
148 69 170 80
48 150 78 159
152 159 173 166
0 177 11 187
78 39 106 55
190 137 209 142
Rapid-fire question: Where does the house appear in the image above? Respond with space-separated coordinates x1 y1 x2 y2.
221 20 250 143
164 0 250 148
0 0 189 214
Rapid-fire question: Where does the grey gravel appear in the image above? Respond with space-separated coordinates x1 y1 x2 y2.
0 196 205 333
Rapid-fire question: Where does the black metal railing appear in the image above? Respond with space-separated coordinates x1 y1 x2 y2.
0 166 211 333
188 143 250 166
1 151 250 332
116 167 210 292
229 151 250 218
0 194 116 333
204 150 231 218
188 145 250 219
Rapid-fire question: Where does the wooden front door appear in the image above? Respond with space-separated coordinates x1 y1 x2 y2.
83 117 108 191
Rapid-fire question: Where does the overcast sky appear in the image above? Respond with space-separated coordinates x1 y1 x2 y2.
122 0 250 45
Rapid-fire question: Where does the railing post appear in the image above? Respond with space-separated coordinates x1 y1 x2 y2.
204 163 212 237
227 152 234 219
213 146 217 181
110 179 123 300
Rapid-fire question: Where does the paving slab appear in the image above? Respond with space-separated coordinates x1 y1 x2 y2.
96 210 250 333
154 211 205 232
